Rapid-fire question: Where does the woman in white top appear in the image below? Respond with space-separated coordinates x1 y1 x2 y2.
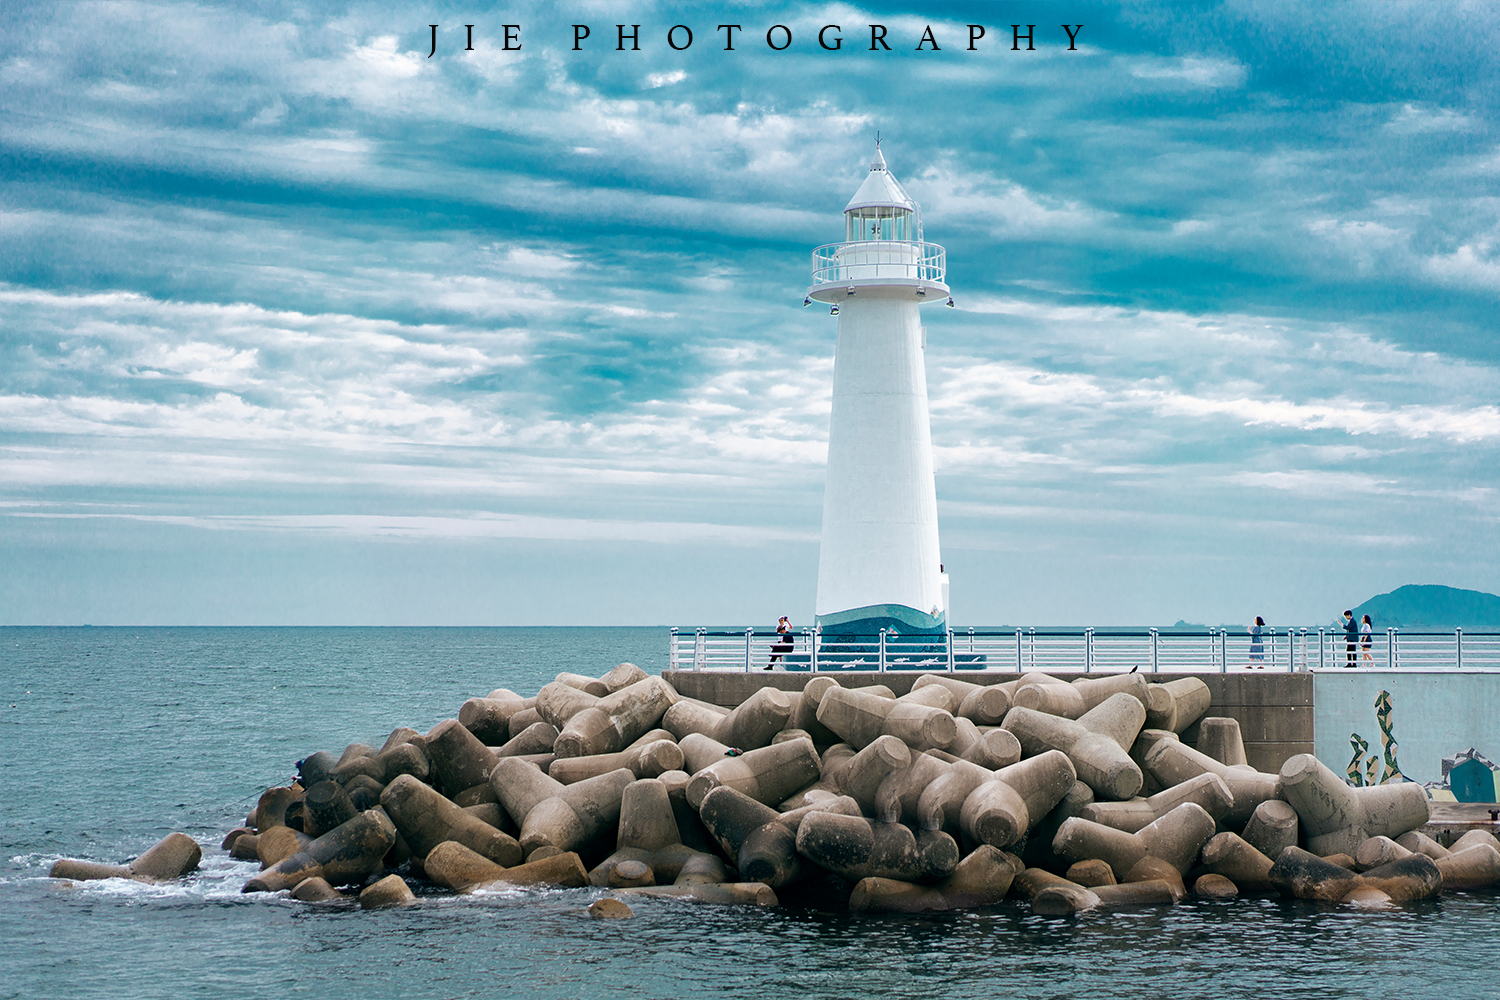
1360 614 1374 663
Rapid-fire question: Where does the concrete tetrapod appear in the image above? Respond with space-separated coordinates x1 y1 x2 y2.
1001 706 1142 801
815 686 959 752
695 786 807 888
917 759 996 836
837 736 912 813
1356 854 1443 902
1268 846 1363 901
494 723 560 759
1143 739 1281 828
51 832 203 884
1199 832 1275 891
1019 781 1096 872
534 681 600 729
1071 674 1151 713
1143 678 1212 734
1121 856 1187 900
425 719 500 796
1396 830 1450 861
1449 829 1500 854
506 708 544 739
1434 842 1500 890
617 883 778 906
1355 836 1413 871
1353 782 1431 841
303 780 357 839
381 774 522 867
553 677 679 759
360 874 415 909
256 826 311 868
1075 693 1148 752
779 744 857 809
911 675 1011 725
290 877 342 902
950 724 1022 770
1052 817 1148 880
685 737 821 810
795 812 960 883
459 691 529 745
848 845 1021 912
588 777 729 887
1081 772 1234 834
1066 859 1117 888
1241 800 1299 860
555 672 610 697
1136 802 1218 875
1278 754 1368 856
875 751 953 826
959 750 1077 850
425 841 589 890
548 740 685 785
1011 677 1086 719
1196 718 1248 767
244 809 396 892
494 764 636 857
714 687 796 750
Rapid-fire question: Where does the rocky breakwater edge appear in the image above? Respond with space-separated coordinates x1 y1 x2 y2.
49 665 1500 916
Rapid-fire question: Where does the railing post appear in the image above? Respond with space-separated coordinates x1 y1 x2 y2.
694 628 706 670
1150 628 1159 673
1317 627 1324 671
1015 629 1022 673
878 629 888 673
812 626 821 672
1456 627 1463 670
1085 628 1094 673
946 628 955 672
744 627 754 673
669 627 679 671
1385 627 1394 670
969 627 975 655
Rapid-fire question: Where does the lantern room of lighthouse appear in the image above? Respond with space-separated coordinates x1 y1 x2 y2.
808 144 950 639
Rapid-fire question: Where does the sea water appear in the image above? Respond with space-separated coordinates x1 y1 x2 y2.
1 626 1495 1000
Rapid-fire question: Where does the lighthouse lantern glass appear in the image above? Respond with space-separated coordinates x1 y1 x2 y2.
846 205 915 243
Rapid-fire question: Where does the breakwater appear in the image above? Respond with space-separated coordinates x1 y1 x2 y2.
8 626 1500 1000
45 660 1499 916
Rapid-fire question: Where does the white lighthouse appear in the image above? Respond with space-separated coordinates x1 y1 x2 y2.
808 144 950 639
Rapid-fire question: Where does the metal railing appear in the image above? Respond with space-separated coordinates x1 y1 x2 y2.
810 240 946 287
668 626 1500 673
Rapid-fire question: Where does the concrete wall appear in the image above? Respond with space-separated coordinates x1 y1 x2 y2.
1314 671 1500 786
663 670 1314 774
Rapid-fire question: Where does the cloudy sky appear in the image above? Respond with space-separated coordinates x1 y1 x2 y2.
2 1 1497 626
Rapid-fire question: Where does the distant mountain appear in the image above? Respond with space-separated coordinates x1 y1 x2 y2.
1352 585 1500 629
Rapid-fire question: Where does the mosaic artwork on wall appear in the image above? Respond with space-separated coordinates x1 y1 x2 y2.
1346 689 1406 787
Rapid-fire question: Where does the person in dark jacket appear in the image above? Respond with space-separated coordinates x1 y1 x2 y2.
1341 610 1359 667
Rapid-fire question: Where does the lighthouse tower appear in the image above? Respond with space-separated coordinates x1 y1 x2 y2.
808 145 950 638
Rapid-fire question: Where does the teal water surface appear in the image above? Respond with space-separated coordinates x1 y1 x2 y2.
1 627 1496 1000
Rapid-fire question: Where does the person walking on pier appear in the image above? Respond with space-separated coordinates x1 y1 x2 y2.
1248 616 1266 668
1360 614 1374 664
1341 610 1359 667
767 616 794 669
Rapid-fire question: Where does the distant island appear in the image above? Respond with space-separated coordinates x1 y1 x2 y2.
1351 584 1500 629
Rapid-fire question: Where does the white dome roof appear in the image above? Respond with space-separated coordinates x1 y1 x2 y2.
844 146 918 214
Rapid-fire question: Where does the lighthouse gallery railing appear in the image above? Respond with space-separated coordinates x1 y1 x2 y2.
811 240 946 286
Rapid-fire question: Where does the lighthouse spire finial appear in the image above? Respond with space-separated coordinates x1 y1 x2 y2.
871 133 887 172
